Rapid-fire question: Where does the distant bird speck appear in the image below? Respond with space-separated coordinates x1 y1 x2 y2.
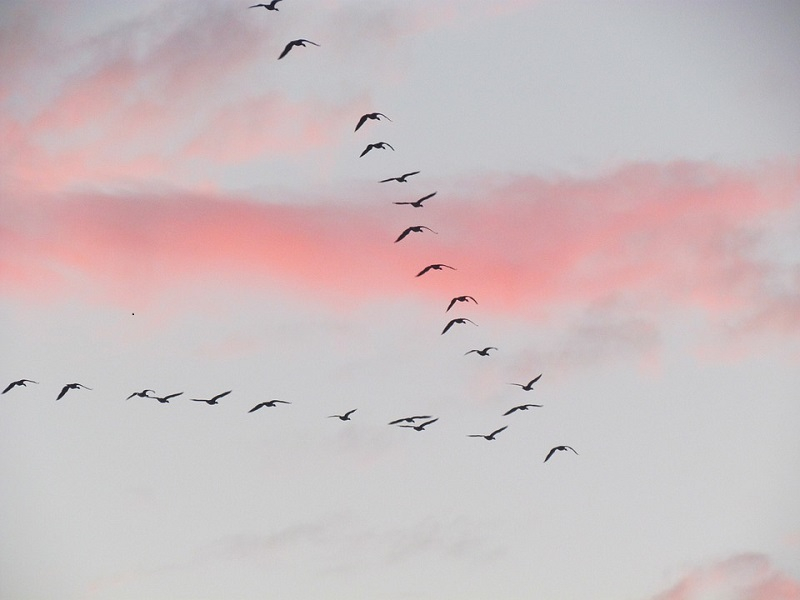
191 390 232 405
360 142 394 157
329 409 357 421
249 399 291 413
380 171 419 183
2 379 38 394
544 446 578 462
416 264 456 277
465 347 497 356
441 317 477 335
508 374 542 391
355 112 391 132
278 39 319 60
395 225 437 243
400 418 439 431
394 192 436 208
388 415 433 425
503 403 543 416
468 426 508 441
126 389 155 400
153 392 183 404
446 295 477 312
57 383 92 400
249 0 282 10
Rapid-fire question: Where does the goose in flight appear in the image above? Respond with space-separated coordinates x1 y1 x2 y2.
355 112 391 132
249 399 291 413
400 418 438 431
360 142 394 157
57 383 92 400
329 409 357 421
441 317 477 335
508 374 542 391
544 445 578 462
446 295 477 312
191 390 232 405
278 38 320 59
395 225 437 243
380 171 419 183
249 0 282 9
468 426 508 441
388 415 433 425
153 392 183 404
416 263 456 277
2 379 38 394
126 389 155 400
465 347 497 356
394 192 436 208
503 403 543 416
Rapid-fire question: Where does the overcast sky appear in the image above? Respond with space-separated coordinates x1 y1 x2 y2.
1 1 799 599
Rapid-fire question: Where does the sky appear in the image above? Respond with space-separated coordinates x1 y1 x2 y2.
1 1 799 599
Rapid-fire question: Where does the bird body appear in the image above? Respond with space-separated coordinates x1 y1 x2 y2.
2 379 38 394
355 112 391 132
394 192 436 207
399 418 438 431
394 225 437 243
249 400 291 413
544 445 578 462
468 426 508 441
509 374 542 391
446 295 477 312
191 390 232 405
465 347 497 356
57 383 92 400
278 38 320 59
380 171 419 183
503 403 543 416
441 318 477 335
329 409 357 421
359 142 394 157
416 263 456 277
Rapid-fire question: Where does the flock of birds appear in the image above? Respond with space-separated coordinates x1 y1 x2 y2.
0 2 579 466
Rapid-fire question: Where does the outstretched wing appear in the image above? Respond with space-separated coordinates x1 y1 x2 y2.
527 374 543 387
248 403 266 413
278 41 295 59
359 144 374 157
56 385 71 400
212 390 233 402
503 406 521 416
2 381 17 394
395 227 413 243
354 114 369 131
441 319 457 335
490 426 508 438
416 265 434 277
544 447 558 462
344 409 357 418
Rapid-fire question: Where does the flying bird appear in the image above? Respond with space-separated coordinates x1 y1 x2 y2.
355 112 392 132
394 192 436 208
152 392 183 404
446 295 477 312
249 0 282 9
416 263 456 277
278 38 320 59
441 317 477 335
400 418 439 431
394 225 437 243
2 379 38 394
56 383 92 400
503 403 543 416
465 347 497 356
468 426 508 441
248 399 291 413
388 415 433 425
126 389 155 400
380 171 420 183
359 142 394 157
191 390 232 405
544 445 579 462
508 374 542 391
328 409 357 421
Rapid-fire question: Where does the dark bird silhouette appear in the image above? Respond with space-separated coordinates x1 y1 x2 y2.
388 415 433 425
416 263 456 277
394 192 436 208
153 392 183 404
360 142 394 157
465 347 497 356
355 112 392 132
2 379 38 394
468 426 508 441
508 374 542 391
544 445 579 462
126 389 155 400
57 383 92 400
503 403 543 416
249 0 282 9
329 409 357 421
441 317 477 335
278 38 320 59
248 399 291 413
380 171 419 183
446 295 477 312
191 390 232 405
400 418 439 431
394 225 437 243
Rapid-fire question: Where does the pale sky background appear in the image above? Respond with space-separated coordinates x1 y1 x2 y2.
1 1 799 599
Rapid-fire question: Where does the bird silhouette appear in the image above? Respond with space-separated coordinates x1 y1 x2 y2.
394 192 436 208
468 426 508 441
399 418 438 431
329 409 357 421
388 415 433 425
360 142 394 157
416 263 456 277
355 112 391 132
446 295 477 312
278 38 320 59
249 0 282 10
249 400 291 413
191 390 232 405
380 171 419 183
2 379 38 394
126 389 155 400
57 383 92 400
503 403 543 416
152 392 183 404
465 347 497 356
508 374 542 391
441 317 477 335
544 445 578 462
395 225 438 243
